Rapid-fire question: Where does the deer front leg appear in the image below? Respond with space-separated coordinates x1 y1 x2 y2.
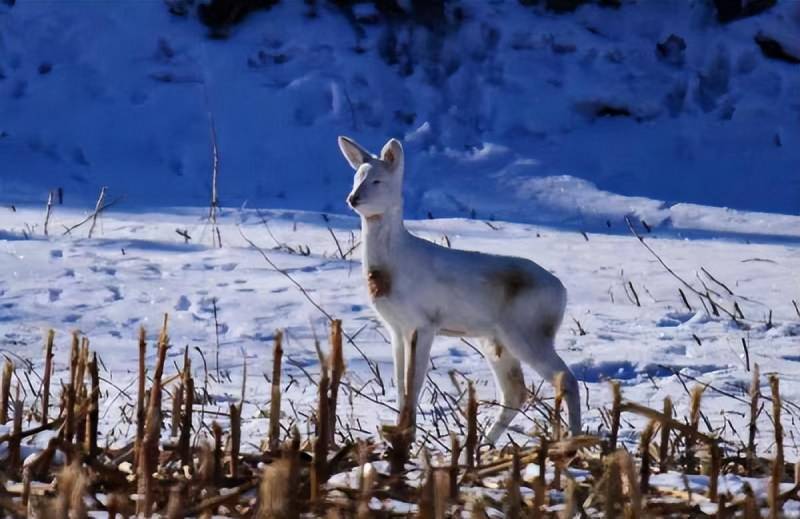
401 327 435 429
390 327 405 412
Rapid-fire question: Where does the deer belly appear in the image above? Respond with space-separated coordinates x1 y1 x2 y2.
366 268 498 334
436 316 492 338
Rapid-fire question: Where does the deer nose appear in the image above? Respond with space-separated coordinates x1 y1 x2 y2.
347 193 360 207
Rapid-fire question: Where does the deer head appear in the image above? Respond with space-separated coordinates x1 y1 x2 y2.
338 136 404 219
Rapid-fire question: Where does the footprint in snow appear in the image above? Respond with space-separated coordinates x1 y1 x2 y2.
656 311 696 327
48 288 62 302
142 264 161 277
105 286 122 302
661 344 687 356
124 317 141 327
50 249 63 258
90 265 116 276
175 295 191 311
197 297 216 312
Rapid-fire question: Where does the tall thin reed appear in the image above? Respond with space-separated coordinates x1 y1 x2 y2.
418 450 435 519
135 326 147 467
604 451 623 519
552 371 564 489
747 364 760 475
709 441 721 503
269 330 284 452
229 402 241 478
136 318 169 517
465 381 478 470
659 396 672 472
179 370 194 468
328 319 344 446
639 420 655 494
42 330 54 425
686 385 704 473
9 388 23 474
311 360 330 501
171 381 183 438
449 434 460 500
768 375 783 519
618 449 642 518
607 381 621 454
0 359 12 425
86 353 99 459
504 446 522 518
53 461 88 519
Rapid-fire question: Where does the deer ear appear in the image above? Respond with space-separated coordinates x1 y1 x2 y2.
338 136 371 170
380 138 403 170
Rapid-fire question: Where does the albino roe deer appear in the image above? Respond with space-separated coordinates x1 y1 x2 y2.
338 136 580 442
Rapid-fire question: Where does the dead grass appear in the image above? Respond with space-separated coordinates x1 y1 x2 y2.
0 318 796 518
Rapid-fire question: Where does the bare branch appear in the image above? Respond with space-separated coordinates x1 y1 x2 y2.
62 192 123 236
43 191 54 236
624 217 738 320
87 186 107 239
239 227 385 392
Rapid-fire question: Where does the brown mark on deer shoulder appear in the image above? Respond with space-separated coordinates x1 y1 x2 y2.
540 319 557 340
494 267 534 301
367 269 392 298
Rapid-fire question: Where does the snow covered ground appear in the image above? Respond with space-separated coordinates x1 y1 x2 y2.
1 203 798 464
1 0 798 221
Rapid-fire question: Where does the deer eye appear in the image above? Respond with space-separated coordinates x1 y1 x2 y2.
372 180 381 185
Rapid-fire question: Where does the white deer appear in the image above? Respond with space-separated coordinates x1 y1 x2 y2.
338 136 581 442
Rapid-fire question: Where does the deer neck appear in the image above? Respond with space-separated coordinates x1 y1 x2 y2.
361 206 405 272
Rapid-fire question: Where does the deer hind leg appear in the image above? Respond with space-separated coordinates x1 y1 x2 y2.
483 339 527 445
498 327 582 437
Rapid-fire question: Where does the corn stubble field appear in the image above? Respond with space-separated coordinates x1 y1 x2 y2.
0 316 796 518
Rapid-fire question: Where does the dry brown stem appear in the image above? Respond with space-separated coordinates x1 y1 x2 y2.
659 396 672 472
229 402 241 478
607 381 621 454
640 420 656 494
328 319 345 446
269 330 284 452
42 330 54 425
465 381 478 471
0 359 13 424
86 353 99 459
53 461 88 519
